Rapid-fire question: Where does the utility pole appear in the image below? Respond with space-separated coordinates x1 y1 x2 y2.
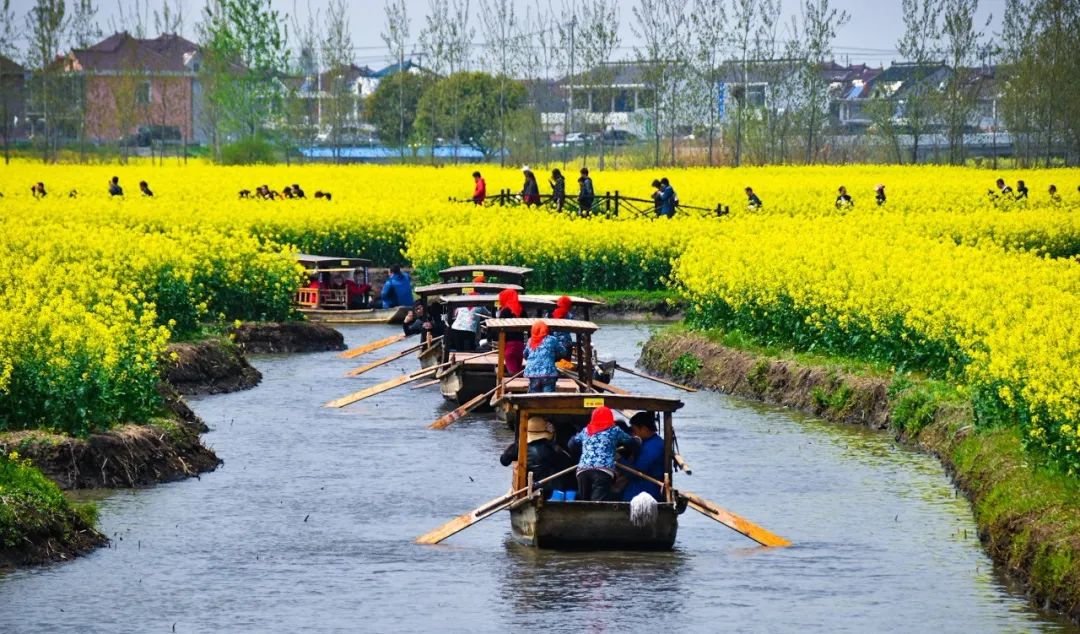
565 14 575 168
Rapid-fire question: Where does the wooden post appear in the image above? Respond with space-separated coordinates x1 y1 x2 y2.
604 191 611 214
663 412 674 504
614 190 620 217
514 408 529 492
582 333 593 387
496 331 507 399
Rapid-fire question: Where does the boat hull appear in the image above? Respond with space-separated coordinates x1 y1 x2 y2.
438 365 496 406
510 498 677 550
418 341 443 369
299 306 409 324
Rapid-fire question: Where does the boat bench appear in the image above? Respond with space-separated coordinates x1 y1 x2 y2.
505 377 579 393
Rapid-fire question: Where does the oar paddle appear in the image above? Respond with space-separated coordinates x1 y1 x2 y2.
679 490 791 547
614 362 698 392
614 464 788 547
410 378 441 390
344 342 426 377
338 333 409 359
415 465 577 545
323 363 448 408
428 370 524 429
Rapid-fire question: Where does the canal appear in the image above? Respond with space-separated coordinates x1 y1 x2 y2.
1 323 1074 633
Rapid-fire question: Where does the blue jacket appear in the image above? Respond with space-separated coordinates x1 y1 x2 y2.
621 434 664 501
569 425 634 473
380 272 414 308
658 185 677 217
523 335 565 378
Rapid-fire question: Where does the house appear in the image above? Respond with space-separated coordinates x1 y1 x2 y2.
0 54 27 143
820 62 884 128
65 32 204 143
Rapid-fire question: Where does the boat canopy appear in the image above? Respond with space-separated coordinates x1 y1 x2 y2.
484 317 598 335
524 294 604 307
435 294 555 309
437 264 533 284
294 254 373 270
505 392 685 415
414 282 523 297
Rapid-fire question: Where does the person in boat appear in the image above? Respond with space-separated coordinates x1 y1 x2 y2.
381 264 414 308
472 171 486 205
500 416 575 499
619 412 665 502
548 296 575 361
344 276 371 309
402 300 445 338
497 289 526 374
448 293 490 352
305 274 323 290
108 176 124 197
569 406 638 502
523 320 565 393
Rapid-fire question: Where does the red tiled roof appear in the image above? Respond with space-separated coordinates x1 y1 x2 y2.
71 32 199 73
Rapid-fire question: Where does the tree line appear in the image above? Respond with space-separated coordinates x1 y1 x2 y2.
2 0 1078 166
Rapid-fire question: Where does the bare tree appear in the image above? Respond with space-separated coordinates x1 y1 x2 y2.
938 0 987 164
381 0 410 159
789 0 849 163
690 0 727 166
632 0 688 167
894 0 943 164
25 0 71 163
69 0 100 48
153 0 185 34
421 0 473 162
322 0 354 162
1 0 21 164
479 0 522 166
575 0 619 169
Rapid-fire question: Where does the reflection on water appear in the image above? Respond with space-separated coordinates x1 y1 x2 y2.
0 323 1074 633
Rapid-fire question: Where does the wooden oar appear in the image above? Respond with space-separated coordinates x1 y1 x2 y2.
410 378 441 390
344 342 426 377
338 333 408 359
614 362 698 392
428 370 524 430
323 363 447 408
679 490 791 547
614 465 788 547
416 465 576 545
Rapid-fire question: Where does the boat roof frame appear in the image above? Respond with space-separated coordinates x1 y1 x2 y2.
414 282 524 297
485 317 598 335
294 253 373 269
505 392 685 415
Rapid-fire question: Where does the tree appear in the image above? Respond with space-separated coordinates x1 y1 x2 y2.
69 0 100 49
633 0 689 167
198 0 290 154
1 0 21 164
321 0 355 162
25 0 71 163
366 71 429 148
938 0 986 164
415 71 526 158
420 0 473 162
789 0 849 163
575 0 619 169
690 0 728 166
479 0 522 166
381 0 410 158
893 0 943 164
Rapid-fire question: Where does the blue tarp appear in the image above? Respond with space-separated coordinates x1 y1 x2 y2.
299 146 488 160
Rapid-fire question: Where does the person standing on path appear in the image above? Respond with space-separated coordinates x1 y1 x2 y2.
549 169 566 212
658 177 677 218
577 167 595 217
521 168 541 206
472 171 486 205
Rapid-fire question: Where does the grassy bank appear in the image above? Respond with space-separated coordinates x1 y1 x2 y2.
0 451 105 567
640 327 1080 622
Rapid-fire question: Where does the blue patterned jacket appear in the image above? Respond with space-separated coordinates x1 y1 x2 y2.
523 335 565 378
569 426 635 474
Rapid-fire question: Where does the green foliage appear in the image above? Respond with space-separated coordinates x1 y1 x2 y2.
220 136 279 165
0 451 73 548
671 352 703 381
366 72 432 148
811 380 853 412
747 359 771 394
414 72 527 156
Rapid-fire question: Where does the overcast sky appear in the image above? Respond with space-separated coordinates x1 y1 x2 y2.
8 0 1005 69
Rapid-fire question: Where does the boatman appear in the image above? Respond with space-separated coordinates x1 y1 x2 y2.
619 412 665 501
380 264 414 308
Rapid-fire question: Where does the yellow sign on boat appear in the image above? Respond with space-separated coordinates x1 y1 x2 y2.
472 271 483 277
463 287 474 294
584 397 605 408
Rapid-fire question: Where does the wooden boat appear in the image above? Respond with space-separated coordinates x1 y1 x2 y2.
412 281 526 371
503 392 685 550
437 264 532 286
294 254 409 324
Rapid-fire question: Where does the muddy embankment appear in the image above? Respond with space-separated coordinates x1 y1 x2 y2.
640 330 1080 624
0 321 341 567
590 297 685 322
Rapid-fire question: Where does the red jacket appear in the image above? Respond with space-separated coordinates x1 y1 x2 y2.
473 178 486 204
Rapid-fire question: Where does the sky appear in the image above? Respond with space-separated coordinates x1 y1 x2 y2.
6 0 1005 70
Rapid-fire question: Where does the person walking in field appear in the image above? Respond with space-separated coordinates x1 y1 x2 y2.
1049 184 1061 204
140 181 154 197
835 185 853 209
549 169 566 212
658 177 677 218
472 171 486 205
1015 180 1029 200
875 184 886 206
108 176 123 197
745 187 762 210
578 168 595 216
31 182 47 198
